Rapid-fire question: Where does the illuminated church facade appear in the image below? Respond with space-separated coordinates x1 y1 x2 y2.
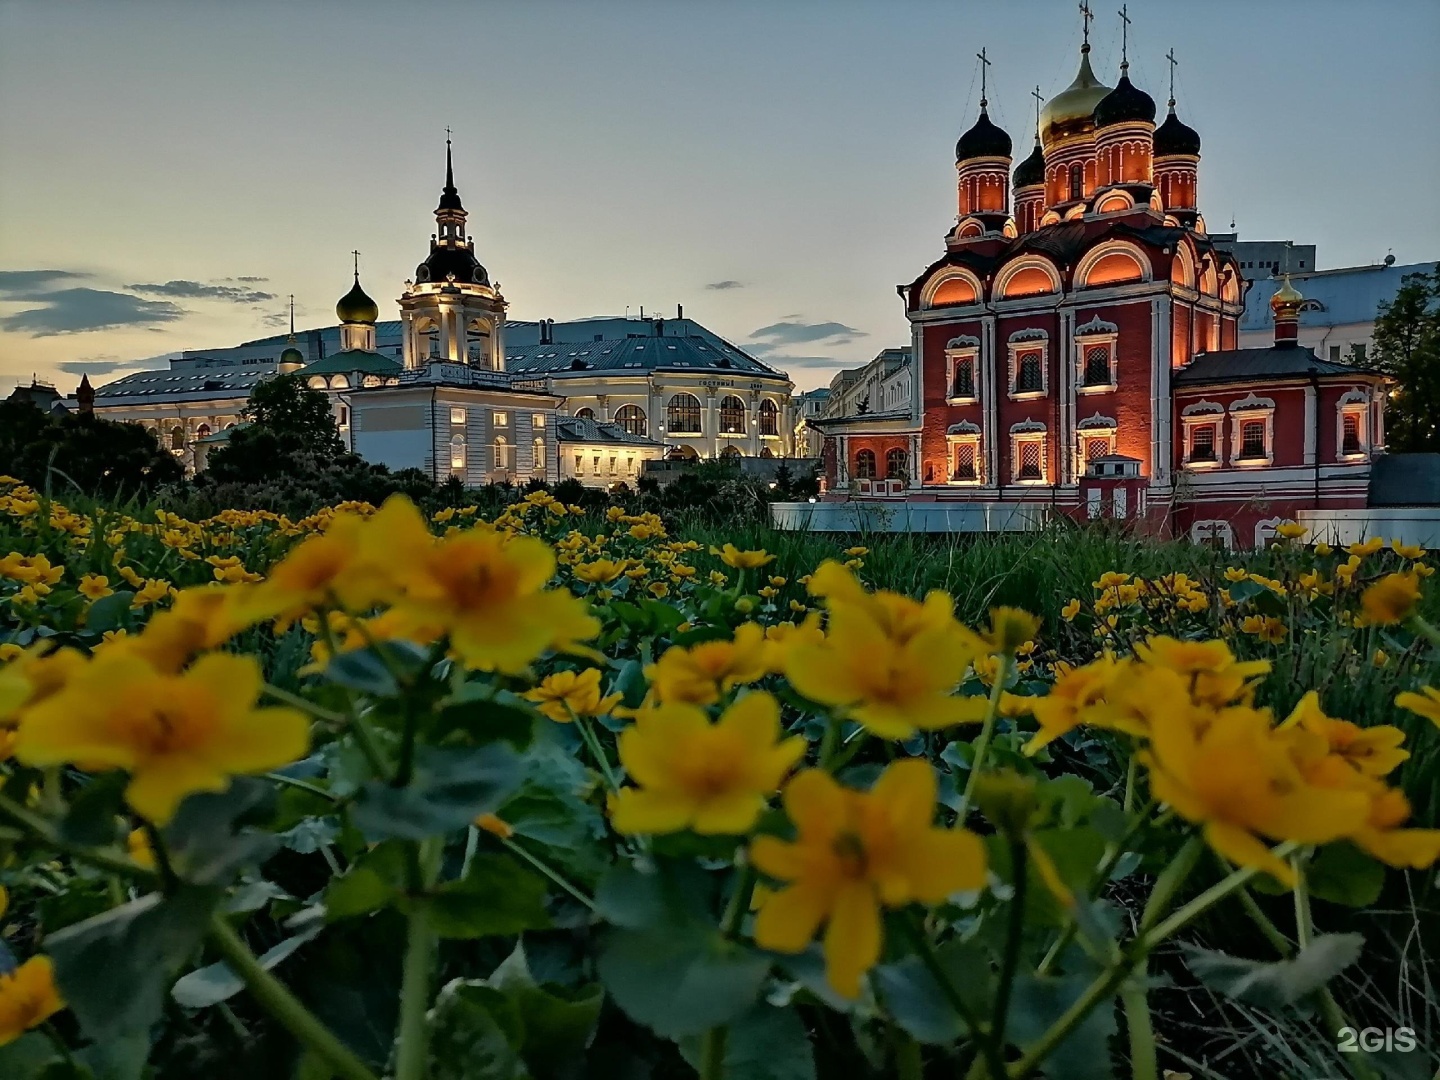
811 27 1389 549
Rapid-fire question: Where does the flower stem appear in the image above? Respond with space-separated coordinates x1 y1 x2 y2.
699 859 758 1080
992 835 1027 1053
959 654 1010 820
898 914 1007 1080
1121 969 1157 1080
1410 615 1440 650
0 791 156 883
394 899 436 1080
262 683 346 725
572 713 621 793
500 836 597 913
207 914 377 1080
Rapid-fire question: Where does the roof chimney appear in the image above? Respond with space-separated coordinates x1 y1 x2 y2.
676 303 684 320
655 317 665 337
1270 274 1303 348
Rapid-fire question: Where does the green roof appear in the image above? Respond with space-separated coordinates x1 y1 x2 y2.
300 349 403 377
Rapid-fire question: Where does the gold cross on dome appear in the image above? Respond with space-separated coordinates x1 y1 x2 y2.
1078 1 1093 45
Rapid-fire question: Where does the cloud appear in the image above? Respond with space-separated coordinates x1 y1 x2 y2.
705 280 744 290
128 280 276 304
231 276 268 283
57 351 177 376
0 269 92 297
0 288 186 337
749 320 867 346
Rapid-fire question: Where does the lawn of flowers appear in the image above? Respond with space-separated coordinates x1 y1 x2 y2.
0 474 1437 1080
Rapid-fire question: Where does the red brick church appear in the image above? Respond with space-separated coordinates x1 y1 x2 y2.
812 26 1388 549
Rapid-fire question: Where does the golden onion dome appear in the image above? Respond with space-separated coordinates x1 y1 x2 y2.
1270 274 1304 315
336 274 379 325
1040 47 1112 147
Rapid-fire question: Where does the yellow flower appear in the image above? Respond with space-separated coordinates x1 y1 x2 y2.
785 563 986 738
0 956 65 1045
1278 692 1409 781
127 827 156 868
843 546 868 558
1223 567 1249 583
1347 537 1385 558
965 606 1042 656
646 623 768 705
116 565 145 589
1314 542 1333 556
1141 707 1368 886
16 652 310 824
646 581 670 599
573 558 629 584
1395 686 1440 728
1093 571 1130 590
106 586 248 673
769 576 788 588
708 570 729 588
609 692 804 835
1239 615 1287 643
474 812 514 839
1060 598 1081 621
1392 541 1426 560
1359 573 1421 626
1274 522 1307 540
712 544 776 570
758 586 778 599
761 614 825 673
0 643 22 663
1416 562 1435 578
1132 636 1269 709
523 668 620 723
1372 649 1389 668
77 574 114 601
1349 787 1440 869
750 760 987 998
1024 656 1123 754
131 578 175 609
391 528 599 674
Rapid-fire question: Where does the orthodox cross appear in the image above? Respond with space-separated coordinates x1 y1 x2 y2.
1078 1 1093 47
976 46 991 107
1117 4 1131 70
1031 84 1044 137
288 294 295 336
352 250 361 279
1166 47 1178 103
445 125 452 145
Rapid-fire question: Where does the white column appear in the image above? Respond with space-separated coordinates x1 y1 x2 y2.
748 393 760 456
982 315 998 485
706 389 719 458
1302 383 1318 465
438 303 453 361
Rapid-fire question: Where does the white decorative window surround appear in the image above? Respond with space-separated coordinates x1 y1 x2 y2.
944 335 981 404
1190 519 1235 550
1180 400 1224 469
1009 419 1048 484
1229 394 1276 466
1336 389 1370 460
945 421 983 484
1254 517 1289 549
1076 413 1117 464
1074 315 1119 393
1007 328 1049 399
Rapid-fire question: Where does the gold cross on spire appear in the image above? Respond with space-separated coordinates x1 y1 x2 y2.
1031 84 1044 138
976 46 991 107
1117 4 1131 70
1078 1 1093 47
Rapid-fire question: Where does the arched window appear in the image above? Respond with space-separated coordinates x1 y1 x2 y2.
719 395 746 434
1342 414 1361 456
719 445 741 459
758 399 778 436
362 374 382 387
419 319 440 358
532 437 546 472
307 376 327 390
855 449 876 479
1068 163 1084 201
330 375 350 390
195 424 211 440
614 404 647 436
494 436 510 470
667 393 702 434
170 426 185 450
1084 346 1112 386
1018 352 1043 392
573 407 595 420
952 357 975 398
759 447 774 458
467 319 491 366
450 433 466 471
886 448 908 479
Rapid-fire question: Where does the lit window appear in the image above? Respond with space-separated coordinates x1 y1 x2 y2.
1068 163 1083 201
532 413 546 429
759 399 779 436
1238 420 1267 460
855 449 876 479
451 407 466 425
494 437 510 469
574 407 595 420
1018 441 1042 480
1190 425 1217 462
574 454 582 473
953 442 977 481
667 394 702 433
533 438 545 471
719 395 746 434
493 411 509 428
885 448 907 479
614 404 647 436
450 433 466 471
338 405 349 427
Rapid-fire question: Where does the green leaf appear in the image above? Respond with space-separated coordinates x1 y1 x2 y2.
426 979 529 1080
1307 843 1386 908
434 696 536 750
1007 972 1117 1080
1184 933 1365 1007
163 777 279 885
172 920 323 1009
324 842 408 920
597 922 769 1040
1227 578 1272 605
593 859 716 929
48 886 219 1043
425 853 551 939
679 1003 816 1080
57 772 128 846
488 943 604 1077
0 1034 65 1080
83 590 134 633
353 743 522 841
325 649 400 696
873 939 993 1045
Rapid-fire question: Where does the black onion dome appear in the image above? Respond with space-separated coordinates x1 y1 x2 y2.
1154 103 1201 156
1013 140 1045 188
956 107 1012 161
1094 73 1157 127
416 245 489 286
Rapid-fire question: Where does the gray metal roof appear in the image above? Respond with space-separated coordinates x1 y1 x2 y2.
555 417 664 447
1240 262 1434 332
505 329 783 380
1173 345 1376 385
93 366 271 403
1368 454 1440 507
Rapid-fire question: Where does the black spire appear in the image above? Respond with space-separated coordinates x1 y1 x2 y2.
437 129 464 213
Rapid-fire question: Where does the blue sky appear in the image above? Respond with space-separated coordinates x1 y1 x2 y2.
1 0 1437 391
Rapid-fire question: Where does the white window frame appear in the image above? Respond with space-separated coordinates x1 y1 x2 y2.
1074 316 1120 394
1076 413 1118 470
944 335 981 405
1010 420 1048 484
1336 390 1370 461
450 433 467 473
1229 394 1276 467
1180 401 1225 470
1007 329 1049 400
450 407 467 426
492 410 510 429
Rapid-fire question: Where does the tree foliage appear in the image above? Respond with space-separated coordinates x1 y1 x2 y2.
206 374 346 483
0 401 183 496
1370 263 1440 452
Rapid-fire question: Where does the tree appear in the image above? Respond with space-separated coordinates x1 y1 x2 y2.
0 401 184 496
1370 263 1440 452
207 374 345 483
